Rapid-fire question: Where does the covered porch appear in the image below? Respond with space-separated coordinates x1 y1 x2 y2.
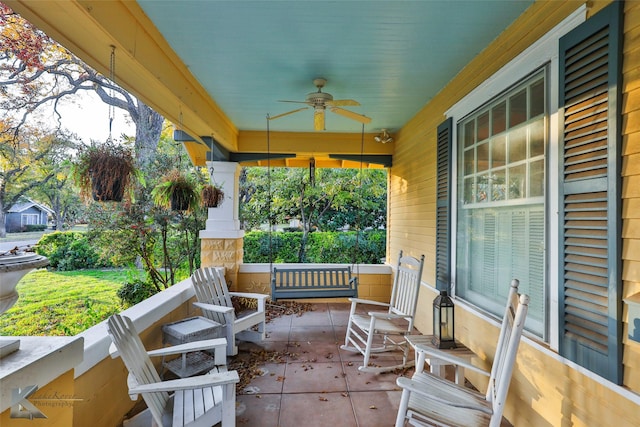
1 1 640 426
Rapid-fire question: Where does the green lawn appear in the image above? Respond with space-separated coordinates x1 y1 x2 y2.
0 268 127 336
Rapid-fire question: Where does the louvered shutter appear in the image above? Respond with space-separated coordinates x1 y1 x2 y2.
436 118 453 291
558 1 622 383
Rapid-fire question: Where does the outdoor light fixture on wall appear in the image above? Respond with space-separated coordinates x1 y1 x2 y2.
432 290 456 349
374 129 393 144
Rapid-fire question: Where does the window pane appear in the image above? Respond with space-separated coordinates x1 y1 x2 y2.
509 89 527 127
530 120 545 157
491 170 506 201
492 101 506 135
530 78 545 118
464 121 475 148
530 159 544 197
464 177 475 204
508 127 527 163
477 111 490 141
464 148 474 175
477 174 489 202
477 142 489 172
508 164 526 199
491 135 506 168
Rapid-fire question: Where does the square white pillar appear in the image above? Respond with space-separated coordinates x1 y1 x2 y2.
200 161 244 239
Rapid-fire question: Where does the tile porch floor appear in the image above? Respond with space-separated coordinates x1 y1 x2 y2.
236 303 413 427
233 302 416 427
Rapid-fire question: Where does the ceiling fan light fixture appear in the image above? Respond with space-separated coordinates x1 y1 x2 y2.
314 107 325 131
273 78 369 130
375 129 393 144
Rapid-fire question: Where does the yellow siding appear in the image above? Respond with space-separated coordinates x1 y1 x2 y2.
622 0 640 405
390 0 640 425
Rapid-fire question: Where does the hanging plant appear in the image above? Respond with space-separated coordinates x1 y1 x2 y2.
152 169 200 212
201 184 225 208
71 142 139 202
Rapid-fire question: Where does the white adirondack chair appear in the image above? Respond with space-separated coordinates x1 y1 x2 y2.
107 314 239 427
395 279 530 427
191 266 268 356
341 251 425 373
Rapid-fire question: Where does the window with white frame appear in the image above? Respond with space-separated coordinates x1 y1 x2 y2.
21 214 39 226
456 70 546 337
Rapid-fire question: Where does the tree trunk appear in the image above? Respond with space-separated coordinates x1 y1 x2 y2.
134 102 163 169
0 203 6 238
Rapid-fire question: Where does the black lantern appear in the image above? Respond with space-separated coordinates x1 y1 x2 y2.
432 290 456 349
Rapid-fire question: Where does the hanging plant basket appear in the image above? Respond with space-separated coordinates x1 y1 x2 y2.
171 191 192 211
91 173 125 202
201 184 225 208
152 169 200 212
72 142 138 202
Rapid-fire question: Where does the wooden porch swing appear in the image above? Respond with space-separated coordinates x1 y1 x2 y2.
265 117 364 301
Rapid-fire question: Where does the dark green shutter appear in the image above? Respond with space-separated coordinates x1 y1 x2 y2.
558 1 622 383
436 118 453 292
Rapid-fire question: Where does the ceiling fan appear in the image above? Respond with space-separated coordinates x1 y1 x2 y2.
270 78 371 131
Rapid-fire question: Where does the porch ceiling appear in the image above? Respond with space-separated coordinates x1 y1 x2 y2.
6 0 533 166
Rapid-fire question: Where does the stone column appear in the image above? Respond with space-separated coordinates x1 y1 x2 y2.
200 161 244 289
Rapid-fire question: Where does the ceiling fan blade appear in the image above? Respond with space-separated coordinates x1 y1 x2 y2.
314 109 325 131
330 107 371 124
328 99 360 107
269 107 309 120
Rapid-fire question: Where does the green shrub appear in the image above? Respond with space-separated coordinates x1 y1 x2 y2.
117 279 158 306
36 231 112 271
24 224 47 232
243 230 385 264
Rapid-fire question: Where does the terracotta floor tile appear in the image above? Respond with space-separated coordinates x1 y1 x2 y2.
343 361 406 392
282 361 347 393
279 392 357 427
286 341 341 363
289 325 337 343
349 390 403 427
290 310 332 327
264 325 290 341
236 393 281 427
239 362 286 395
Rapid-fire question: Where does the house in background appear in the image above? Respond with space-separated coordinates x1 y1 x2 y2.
5 198 53 233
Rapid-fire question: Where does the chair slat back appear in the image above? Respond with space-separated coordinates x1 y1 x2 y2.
192 267 233 324
389 251 425 328
107 314 168 427
486 279 529 424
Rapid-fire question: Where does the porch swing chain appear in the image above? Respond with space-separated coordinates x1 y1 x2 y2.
353 123 364 276
108 45 116 143
265 115 286 311
266 114 273 276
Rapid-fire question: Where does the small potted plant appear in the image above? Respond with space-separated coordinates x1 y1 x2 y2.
201 184 224 208
71 142 138 202
152 169 200 211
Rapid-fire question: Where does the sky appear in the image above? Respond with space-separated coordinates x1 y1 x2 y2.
52 91 135 143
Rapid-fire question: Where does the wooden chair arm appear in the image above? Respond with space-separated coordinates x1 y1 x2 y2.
348 297 390 307
230 291 268 300
413 343 490 377
110 338 228 362
396 376 492 414
369 312 409 320
193 301 235 314
146 338 227 357
129 370 239 395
